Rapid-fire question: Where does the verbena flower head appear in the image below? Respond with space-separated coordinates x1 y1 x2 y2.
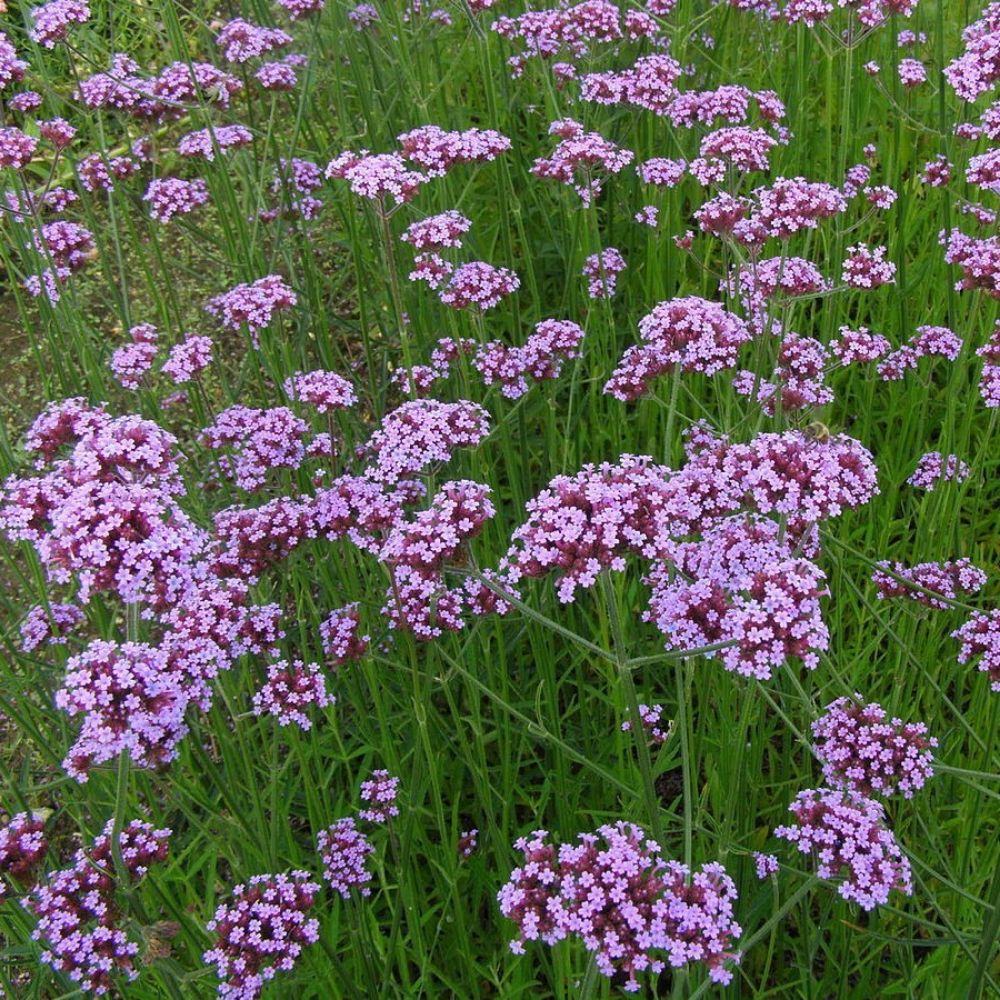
0 127 37 170
215 18 293 64
532 119 634 205
400 210 472 250
812 697 937 799
326 150 426 204
0 33 27 91
0 813 48 893
872 558 987 609
252 660 332 730
284 370 357 412
143 177 209 223
621 703 671 744
277 0 326 18
475 319 584 399
55 639 189 781
320 604 370 665
359 769 400 822
206 275 297 341
907 451 970 490
842 244 896 289
752 852 779 879
178 125 254 160
361 399 490 485
438 261 520 310
204 871 320 1000
26 819 169 994
498 822 741 991
200 406 309 491
774 788 913 910
752 176 847 238
110 339 158 390
582 247 626 299
953 609 1000 691
162 334 213 384
397 125 511 176
30 0 90 48
20 601 83 652
605 296 752 401
503 454 674 602
317 818 375 897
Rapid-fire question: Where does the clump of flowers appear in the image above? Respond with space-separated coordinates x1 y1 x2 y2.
812 697 937 799
498 822 741 991
20 601 83 652
582 247 626 298
0 813 48 894
206 275 296 344
953 609 1000 691
200 405 309 491
204 871 320 1000
284 369 357 412
842 244 896 289
397 125 511 176
143 177 209 223
178 124 254 160
438 261 520 310
774 788 913 911
326 150 426 205
26 819 170 994
621 703 671 744
251 659 332 730
359 769 400 822
532 118 634 205
401 210 472 250
317 818 375 897
475 319 584 399
320 604 370 665
977 323 1000 407
30 0 91 48
872 558 987 609
162 335 213 384
605 296 752 401
55 639 189 781
907 452 970 490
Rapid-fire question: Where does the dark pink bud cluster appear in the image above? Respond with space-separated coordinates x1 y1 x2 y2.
359 769 400 822
606 296 752 401
320 604 370 665
361 399 490 485
252 660 332 730
204 871 320 1000
872 558 987 609
200 406 309 491
397 125 511 176
284 369 357 412
0 813 47 894
953 609 1000 691
143 177 209 223
907 451 970 490
503 455 675 602
206 275 297 343
475 319 584 399
532 118 634 205
811 697 937 799
498 823 741 991
774 788 913 910
25 819 170 994
582 247 626 298
317 818 374 898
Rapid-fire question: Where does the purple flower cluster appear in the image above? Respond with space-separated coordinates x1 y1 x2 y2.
498 822 741 991
475 319 584 399
0 813 48 894
907 451 970 490
200 405 309 491
977 323 1000 406
327 150 426 204
532 118 634 205
143 177 209 223
162 334 213 384
842 243 896 289
55 639 188 781
621 703 671 744
606 296 752 401
206 275 297 342
318 818 375 897
397 125 511 176
26 819 170 994
178 125 254 160
811 697 937 799
774 788 913 910
251 659 332 730
215 18 292 64
401 210 472 250
439 260 520 310
30 0 91 48
320 604 370 665
582 247 626 298
359 769 401 822
872 558 987 609
953 609 1000 691
20 601 83 652
284 369 357 412
204 871 320 1000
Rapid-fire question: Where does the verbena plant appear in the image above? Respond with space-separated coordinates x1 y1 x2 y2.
0 0 998 996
